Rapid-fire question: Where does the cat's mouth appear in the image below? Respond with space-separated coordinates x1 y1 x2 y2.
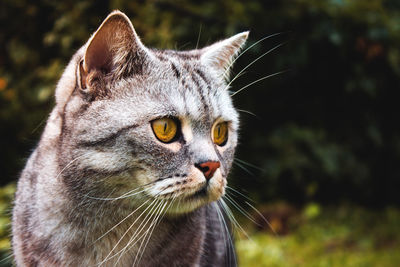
188 184 209 199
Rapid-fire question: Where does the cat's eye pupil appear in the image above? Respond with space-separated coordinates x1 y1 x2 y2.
151 118 178 143
213 122 228 146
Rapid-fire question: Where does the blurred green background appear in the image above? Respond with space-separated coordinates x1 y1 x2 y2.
1 0 400 266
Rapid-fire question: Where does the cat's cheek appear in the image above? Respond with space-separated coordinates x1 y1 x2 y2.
134 169 157 187
152 139 181 153
80 150 130 172
215 132 237 154
208 169 226 201
186 166 207 190
164 142 181 153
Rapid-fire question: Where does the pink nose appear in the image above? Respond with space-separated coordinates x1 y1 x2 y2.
195 161 221 180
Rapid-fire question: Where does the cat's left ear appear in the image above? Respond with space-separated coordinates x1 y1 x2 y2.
200 31 249 79
79 11 150 91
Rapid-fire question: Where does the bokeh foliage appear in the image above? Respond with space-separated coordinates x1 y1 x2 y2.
1 1 400 265
237 204 400 267
1 0 400 207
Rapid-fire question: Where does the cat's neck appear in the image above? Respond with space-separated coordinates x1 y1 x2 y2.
29 148 207 266
71 206 207 266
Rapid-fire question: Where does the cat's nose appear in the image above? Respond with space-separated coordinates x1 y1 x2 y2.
195 161 220 180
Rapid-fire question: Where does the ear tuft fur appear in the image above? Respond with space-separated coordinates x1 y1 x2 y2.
81 11 149 93
56 11 152 106
200 31 249 80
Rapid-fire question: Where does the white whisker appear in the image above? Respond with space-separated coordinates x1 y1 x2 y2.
226 186 254 203
96 198 159 266
224 194 260 226
0 253 13 265
113 199 165 265
231 70 288 97
225 42 287 90
236 108 257 117
215 201 237 266
233 161 253 175
220 199 253 243
234 158 264 172
55 154 86 180
222 32 285 78
133 199 170 266
245 201 278 236
85 187 147 201
196 24 202 49
131 201 165 265
93 198 151 245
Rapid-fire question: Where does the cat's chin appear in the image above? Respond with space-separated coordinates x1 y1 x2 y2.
156 183 226 215
161 197 224 215
137 166 227 214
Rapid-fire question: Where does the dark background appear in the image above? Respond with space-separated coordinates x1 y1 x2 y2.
1 0 400 208
1 1 400 265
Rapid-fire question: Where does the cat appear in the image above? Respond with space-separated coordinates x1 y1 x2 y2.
12 10 248 266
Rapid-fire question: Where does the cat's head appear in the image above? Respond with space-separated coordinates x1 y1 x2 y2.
53 11 248 214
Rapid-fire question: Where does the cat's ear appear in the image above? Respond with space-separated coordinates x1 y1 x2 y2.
200 31 249 79
79 11 149 91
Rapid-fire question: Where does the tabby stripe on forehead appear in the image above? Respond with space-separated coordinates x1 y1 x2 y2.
194 69 211 88
171 62 181 79
190 68 201 89
195 68 214 100
78 124 138 147
190 69 210 115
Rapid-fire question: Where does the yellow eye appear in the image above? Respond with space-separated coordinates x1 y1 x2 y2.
213 122 228 146
151 118 178 143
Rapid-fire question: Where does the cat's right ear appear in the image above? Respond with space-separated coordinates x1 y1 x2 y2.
78 11 149 94
200 31 249 81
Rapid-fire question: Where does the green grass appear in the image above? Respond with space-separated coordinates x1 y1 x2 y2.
0 184 399 266
0 184 14 266
236 204 400 267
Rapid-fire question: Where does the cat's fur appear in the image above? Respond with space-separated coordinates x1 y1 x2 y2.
12 11 248 266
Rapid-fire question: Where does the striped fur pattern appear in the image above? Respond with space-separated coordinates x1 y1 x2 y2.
12 11 248 266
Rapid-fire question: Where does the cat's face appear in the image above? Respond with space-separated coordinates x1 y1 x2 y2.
56 11 247 214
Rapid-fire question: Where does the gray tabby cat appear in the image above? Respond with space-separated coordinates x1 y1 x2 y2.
12 10 248 267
